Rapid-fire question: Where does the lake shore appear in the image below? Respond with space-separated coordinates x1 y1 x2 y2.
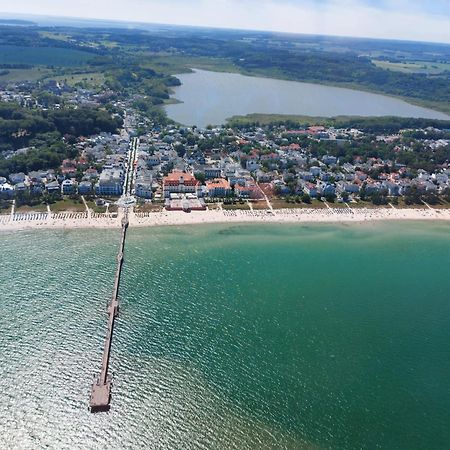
166 69 450 127
1 207 449 232
166 60 450 116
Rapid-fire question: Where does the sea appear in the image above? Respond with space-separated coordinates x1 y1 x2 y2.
1 222 450 449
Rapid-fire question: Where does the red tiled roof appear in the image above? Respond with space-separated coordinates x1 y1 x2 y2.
206 178 231 190
163 171 199 187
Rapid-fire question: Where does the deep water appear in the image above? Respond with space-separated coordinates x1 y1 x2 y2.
1 222 450 449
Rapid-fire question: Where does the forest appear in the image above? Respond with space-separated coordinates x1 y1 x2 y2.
0 102 122 177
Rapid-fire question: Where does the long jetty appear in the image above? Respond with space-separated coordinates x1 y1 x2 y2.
89 209 129 412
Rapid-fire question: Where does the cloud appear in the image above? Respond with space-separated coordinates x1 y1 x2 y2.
2 0 450 43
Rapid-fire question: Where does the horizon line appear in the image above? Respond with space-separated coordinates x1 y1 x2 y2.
1 11 450 46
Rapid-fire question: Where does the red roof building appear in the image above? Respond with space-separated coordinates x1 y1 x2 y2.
206 178 232 198
163 171 200 197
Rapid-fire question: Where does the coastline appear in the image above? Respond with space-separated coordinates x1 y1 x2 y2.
1 208 449 232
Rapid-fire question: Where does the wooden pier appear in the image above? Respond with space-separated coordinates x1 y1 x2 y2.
89 211 129 412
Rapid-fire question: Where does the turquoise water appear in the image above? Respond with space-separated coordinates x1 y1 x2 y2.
1 222 450 449
165 69 450 127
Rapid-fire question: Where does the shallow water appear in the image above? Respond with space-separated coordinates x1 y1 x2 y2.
1 222 450 449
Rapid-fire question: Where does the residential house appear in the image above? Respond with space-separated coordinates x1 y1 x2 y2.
135 169 153 199
206 178 232 198
78 181 93 195
204 166 222 179
0 182 14 198
61 179 77 195
46 180 60 194
9 172 26 185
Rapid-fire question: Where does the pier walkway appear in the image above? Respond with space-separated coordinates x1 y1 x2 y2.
89 210 129 412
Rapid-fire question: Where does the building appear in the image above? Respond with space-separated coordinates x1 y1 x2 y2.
9 172 26 185
61 179 77 195
246 160 260 172
95 169 124 196
46 180 60 194
163 171 200 198
228 169 252 187
234 181 263 199
60 159 77 178
0 182 14 198
135 169 153 199
165 195 206 212
147 154 161 167
83 168 99 181
204 166 222 179
78 181 93 195
304 182 318 198
206 178 232 198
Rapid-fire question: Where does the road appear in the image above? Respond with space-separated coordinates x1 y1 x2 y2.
120 137 139 206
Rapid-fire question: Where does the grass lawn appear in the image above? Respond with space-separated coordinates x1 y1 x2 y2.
0 203 13 215
93 206 107 214
85 200 96 209
50 199 86 212
310 199 328 209
349 201 390 209
15 204 48 213
428 201 450 210
251 201 270 210
395 199 428 209
326 202 353 209
206 203 222 211
271 199 328 209
135 203 164 213
87 200 119 214
271 199 303 209
223 203 251 210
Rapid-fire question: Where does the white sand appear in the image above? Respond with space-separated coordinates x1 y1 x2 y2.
1 207 449 232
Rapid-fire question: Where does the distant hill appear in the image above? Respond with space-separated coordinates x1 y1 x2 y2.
0 19 36 26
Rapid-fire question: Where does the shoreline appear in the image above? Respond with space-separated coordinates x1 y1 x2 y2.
168 68 450 122
1 208 449 232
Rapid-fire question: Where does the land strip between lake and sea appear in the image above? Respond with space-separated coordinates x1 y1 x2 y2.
1 207 449 232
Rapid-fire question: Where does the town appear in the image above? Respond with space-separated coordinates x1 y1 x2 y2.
1 71 450 219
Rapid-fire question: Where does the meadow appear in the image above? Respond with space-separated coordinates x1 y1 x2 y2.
0 45 94 67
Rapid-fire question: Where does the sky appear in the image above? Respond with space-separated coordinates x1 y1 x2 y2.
2 0 450 44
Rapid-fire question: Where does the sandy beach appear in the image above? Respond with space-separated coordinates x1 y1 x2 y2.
1 207 449 232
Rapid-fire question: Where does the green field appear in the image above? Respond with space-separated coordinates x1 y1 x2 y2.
43 71 106 88
0 67 51 83
0 45 94 67
372 60 450 75
39 31 72 42
145 55 241 75
227 113 333 126
227 113 450 129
